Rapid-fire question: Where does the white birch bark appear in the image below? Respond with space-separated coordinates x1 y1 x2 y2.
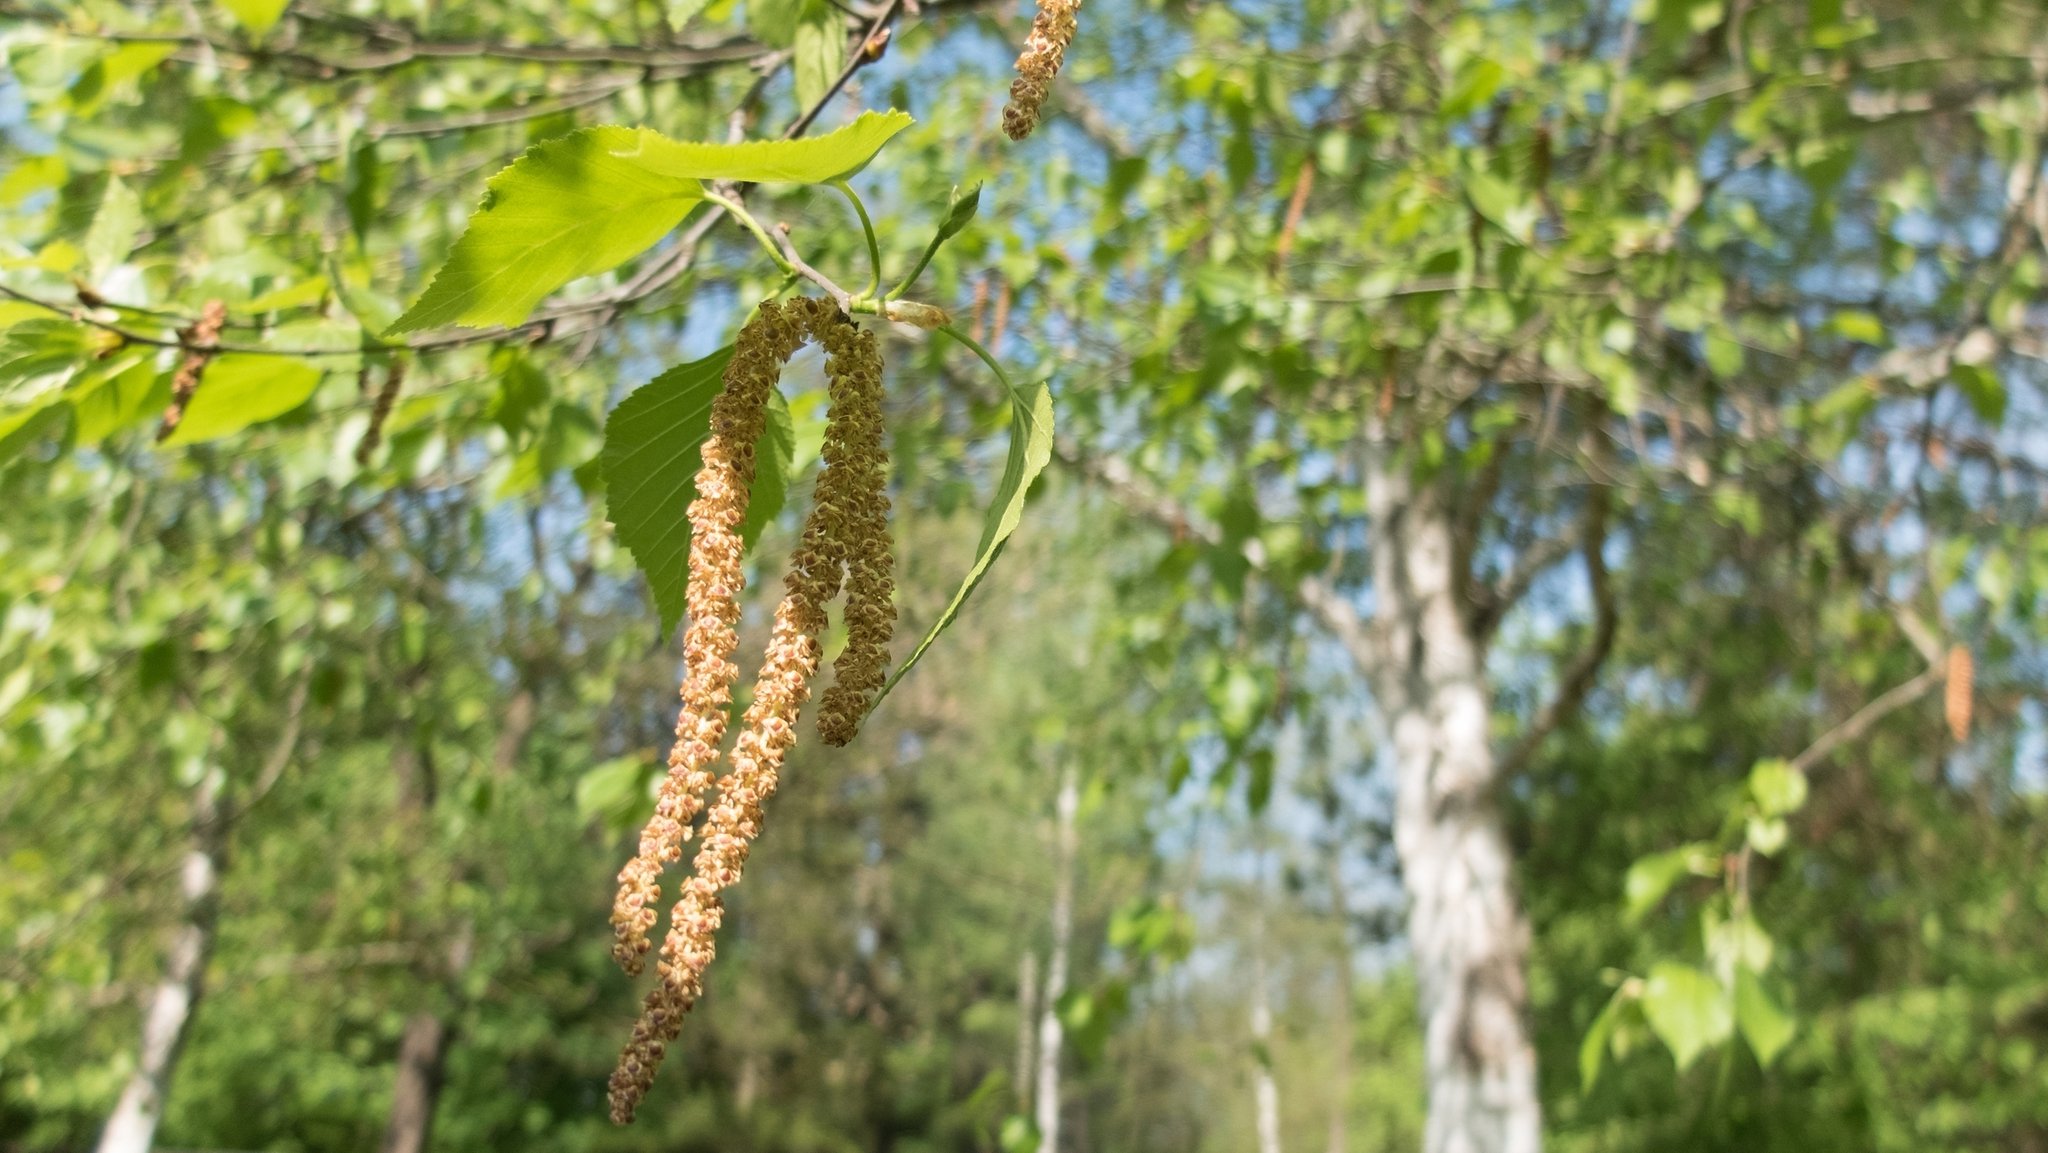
94 772 221 1153
1034 763 1078 1153
1363 450 1540 1153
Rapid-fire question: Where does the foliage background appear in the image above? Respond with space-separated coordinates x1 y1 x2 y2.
4 0 2047 1151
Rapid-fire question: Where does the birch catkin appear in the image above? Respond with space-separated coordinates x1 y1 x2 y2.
815 316 894 746
1946 644 1973 743
609 300 886 1123
609 301 806 975
1002 0 1082 141
156 299 227 442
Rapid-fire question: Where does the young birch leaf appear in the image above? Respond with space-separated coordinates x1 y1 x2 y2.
160 356 322 446
599 347 793 636
1734 970 1795 1066
222 0 292 35
793 0 846 112
868 378 1055 714
1641 962 1734 1072
665 0 713 31
620 109 913 184
84 176 143 280
1579 985 1634 1092
387 127 706 334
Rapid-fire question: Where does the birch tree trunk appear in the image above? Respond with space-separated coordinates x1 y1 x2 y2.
1325 849 1354 1153
1251 942 1283 1153
1034 762 1078 1153
1362 449 1540 1153
93 771 221 1153
1015 950 1039 1113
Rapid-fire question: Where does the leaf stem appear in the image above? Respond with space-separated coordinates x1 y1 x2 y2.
702 191 798 279
936 324 1024 407
831 179 883 302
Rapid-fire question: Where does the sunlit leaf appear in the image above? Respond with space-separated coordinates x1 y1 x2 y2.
387 128 706 333
1735 970 1795 1066
620 110 913 185
600 347 793 636
1641 962 1733 1071
160 355 322 446
221 0 293 35
793 0 846 112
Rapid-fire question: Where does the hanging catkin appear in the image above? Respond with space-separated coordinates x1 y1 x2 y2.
354 357 408 465
609 300 807 975
1002 0 1082 141
156 299 227 442
815 317 894 745
1945 644 1973 743
609 301 883 1123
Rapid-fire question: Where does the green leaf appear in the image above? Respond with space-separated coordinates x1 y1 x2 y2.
867 378 1054 715
0 399 69 468
160 355 322 445
70 358 166 444
1745 814 1788 855
622 109 913 185
665 0 713 30
1641 962 1733 1072
1748 757 1808 817
84 176 143 280
600 347 792 636
1735 970 1795 1066
1950 363 2006 423
793 0 846 113
1624 842 1716 922
575 754 658 833
1463 165 1536 245
1580 985 1633 1091
221 0 292 35
749 389 796 546
387 127 706 333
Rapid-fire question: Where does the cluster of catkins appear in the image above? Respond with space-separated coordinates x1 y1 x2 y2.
607 297 895 1124
1002 0 1082 141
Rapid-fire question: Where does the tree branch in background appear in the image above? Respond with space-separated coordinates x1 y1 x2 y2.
1498 482 1615 778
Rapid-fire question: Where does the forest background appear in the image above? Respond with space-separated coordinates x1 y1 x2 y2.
2 1 2046 1152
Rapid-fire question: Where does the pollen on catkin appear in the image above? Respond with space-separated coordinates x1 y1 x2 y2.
608 302 872 1124
1945 644 1973 743
609 300 808 976
1002 0 1082 141
156 299 226 443
815 317 895 747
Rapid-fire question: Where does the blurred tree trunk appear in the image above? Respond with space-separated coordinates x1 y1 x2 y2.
1360 449 1539 1153
1034 762 1078 1153
1015 950 1039 1113
1252 941 1283 1153
380 1013 449 1153
97 672 311 1153
1325 850 1353 1153
93 771 221 1153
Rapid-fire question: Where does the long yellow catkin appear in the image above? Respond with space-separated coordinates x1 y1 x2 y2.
1002 0 1082 141
1945 644 1973 743
608 301 806 975
608 301 885 1124
816 316 894 746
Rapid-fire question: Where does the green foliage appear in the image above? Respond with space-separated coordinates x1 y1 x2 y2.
598 346 795 635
